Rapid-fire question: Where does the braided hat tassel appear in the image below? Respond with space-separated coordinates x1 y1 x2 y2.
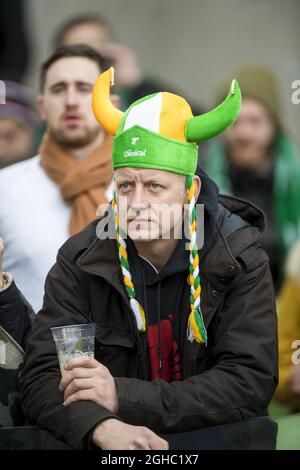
112 184 146 332
186 176 207 344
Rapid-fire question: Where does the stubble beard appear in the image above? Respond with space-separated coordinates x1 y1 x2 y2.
49 126 100 149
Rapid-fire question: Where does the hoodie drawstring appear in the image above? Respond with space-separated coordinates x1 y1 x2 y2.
142 266 163 375
157 282 163 372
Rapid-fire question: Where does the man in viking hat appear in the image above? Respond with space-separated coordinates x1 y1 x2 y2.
21 68 278 450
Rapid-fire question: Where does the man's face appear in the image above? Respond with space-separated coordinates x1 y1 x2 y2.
0 118 33 168
115 168 197 241
39 57 102 148
223 98 276 171
62 23 111 51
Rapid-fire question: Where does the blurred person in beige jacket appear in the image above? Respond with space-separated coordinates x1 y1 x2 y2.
275 240 300 410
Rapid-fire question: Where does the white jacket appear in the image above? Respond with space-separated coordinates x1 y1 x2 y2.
0 156 112 312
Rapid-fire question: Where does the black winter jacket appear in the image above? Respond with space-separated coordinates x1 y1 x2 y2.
20 175 278 449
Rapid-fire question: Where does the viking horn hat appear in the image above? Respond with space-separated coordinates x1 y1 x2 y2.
92 66 241 142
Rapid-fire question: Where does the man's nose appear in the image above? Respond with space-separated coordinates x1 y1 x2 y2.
130 186 148 212
65 88 79 107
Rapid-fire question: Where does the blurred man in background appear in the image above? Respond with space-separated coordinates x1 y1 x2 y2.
0 81 39 169
205 65 300 292
54 14 202 114
0 45 113 312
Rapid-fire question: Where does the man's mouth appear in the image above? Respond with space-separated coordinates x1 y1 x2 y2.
63 115 82 126
128 218 150 224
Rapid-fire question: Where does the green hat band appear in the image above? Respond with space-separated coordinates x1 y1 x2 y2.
112 125 198 176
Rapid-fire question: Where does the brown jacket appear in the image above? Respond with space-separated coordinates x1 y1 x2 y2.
20 195 278 449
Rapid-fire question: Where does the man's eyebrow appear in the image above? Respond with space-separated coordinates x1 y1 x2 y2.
115 176 166 184
115 178 135 183
49 81 66 90
142 177 166 183
74 81 93 87
49 80 93 90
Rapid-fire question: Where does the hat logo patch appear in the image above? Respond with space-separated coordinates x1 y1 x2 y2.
123 136 147 157
123 148 147 157
131 137 139 145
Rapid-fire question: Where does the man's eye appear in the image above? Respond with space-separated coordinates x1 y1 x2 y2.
50 83 66 93
78 84 92 93
51 86 64 94
148 183 162 190
118 183 133 191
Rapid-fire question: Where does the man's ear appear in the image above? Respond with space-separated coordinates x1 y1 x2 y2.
111 94 121 109
194 175 201 201
37 95 47 122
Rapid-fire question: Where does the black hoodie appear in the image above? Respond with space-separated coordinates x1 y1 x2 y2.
128 235 189 381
